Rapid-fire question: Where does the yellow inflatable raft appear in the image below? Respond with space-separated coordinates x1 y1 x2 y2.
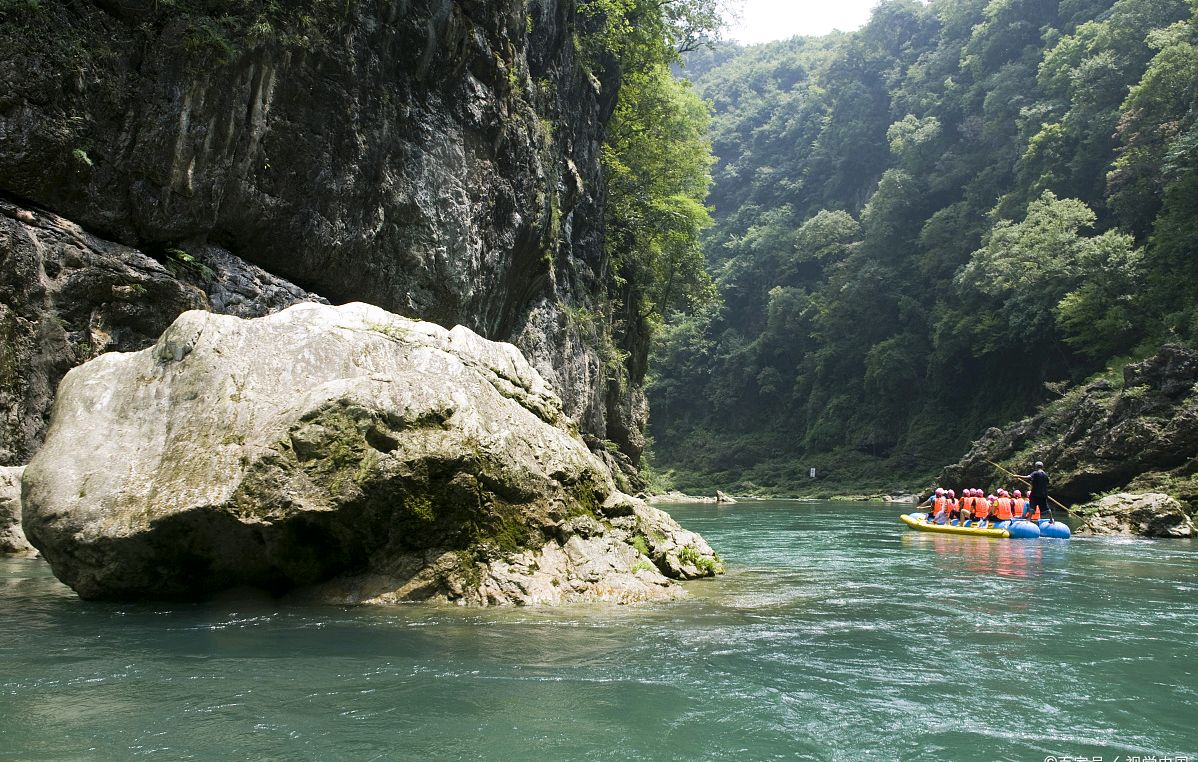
900 513 1011 538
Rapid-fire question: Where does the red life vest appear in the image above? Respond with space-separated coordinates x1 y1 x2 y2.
973 497 990 519
994 497 1013 521
1025 501 1041 521
932 496 949 521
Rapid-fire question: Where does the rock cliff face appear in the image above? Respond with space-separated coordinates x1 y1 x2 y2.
22 303 720 604
0 466 35 556
0 1 645 472
941 345 1198 535
0 199 321 465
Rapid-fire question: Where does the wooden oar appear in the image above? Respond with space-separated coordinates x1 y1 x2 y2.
986 459 1069 520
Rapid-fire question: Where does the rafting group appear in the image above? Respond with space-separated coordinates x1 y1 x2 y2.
918 487 1041 526
901 461 1071 539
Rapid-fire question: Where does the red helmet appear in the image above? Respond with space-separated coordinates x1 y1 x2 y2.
1013 490 1022 498
948 490 955 497
988 494 996 500
935 488 944 495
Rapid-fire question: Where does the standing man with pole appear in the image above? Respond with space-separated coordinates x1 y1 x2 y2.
1020 461 1052 522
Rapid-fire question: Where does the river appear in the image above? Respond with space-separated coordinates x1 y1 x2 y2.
1 501 1194 761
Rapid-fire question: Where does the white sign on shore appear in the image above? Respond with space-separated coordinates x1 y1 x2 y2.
809 468 816 478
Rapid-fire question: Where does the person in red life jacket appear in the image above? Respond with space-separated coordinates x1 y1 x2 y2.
916 487 943 513
958 489 973 525
972 489 992 525
947 489 959 523
993 490 1015 522
919 488 952 524
1015 488 1041 520
916 488 945 522
1011 490 1026 521
932 490 951 524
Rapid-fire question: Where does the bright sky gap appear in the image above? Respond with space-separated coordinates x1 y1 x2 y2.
723 0 879 44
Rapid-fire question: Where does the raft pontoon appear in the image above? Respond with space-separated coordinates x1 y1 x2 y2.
901 513 1071 539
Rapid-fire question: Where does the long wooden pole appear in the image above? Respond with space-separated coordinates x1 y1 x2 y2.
986 459 1070 515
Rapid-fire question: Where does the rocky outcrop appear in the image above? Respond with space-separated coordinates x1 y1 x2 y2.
0 199 321 465
0 0 647 468
941 345 1198 533
1075 493 1195 538
0 466 35 556
646 492 717 505
22 303 721 604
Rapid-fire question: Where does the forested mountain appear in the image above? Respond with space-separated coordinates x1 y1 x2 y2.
648 0 1198 493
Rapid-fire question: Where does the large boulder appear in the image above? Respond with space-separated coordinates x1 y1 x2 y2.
22 303 721 604
0 466 35 556
1076 493 1195 538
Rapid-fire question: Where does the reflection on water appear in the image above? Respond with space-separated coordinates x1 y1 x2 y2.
1 501 1195 761
902 532 1048 578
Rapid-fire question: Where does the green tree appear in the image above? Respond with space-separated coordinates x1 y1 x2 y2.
646 0 1195 494
956 191 1143 356
604 65 716 328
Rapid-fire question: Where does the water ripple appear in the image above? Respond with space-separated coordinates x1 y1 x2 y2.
1 502 1195 760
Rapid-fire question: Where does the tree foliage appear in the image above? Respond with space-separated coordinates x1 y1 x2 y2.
649 0 1198 493
578 0 721 389
605 67 716 325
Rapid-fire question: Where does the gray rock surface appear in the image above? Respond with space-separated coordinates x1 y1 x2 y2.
646 491 717 505
0 1 648 470
0 466 35 556
1076 493 1195 538
22 303 721 604
0 200 206 465
0 199 321 466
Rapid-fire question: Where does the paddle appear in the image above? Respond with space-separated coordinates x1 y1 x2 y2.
986 459 1066 523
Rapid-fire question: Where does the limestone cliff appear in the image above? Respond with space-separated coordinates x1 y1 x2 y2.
0 466 34 556
0 0 646 476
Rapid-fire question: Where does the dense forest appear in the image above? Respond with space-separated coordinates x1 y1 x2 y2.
645 0 1198 494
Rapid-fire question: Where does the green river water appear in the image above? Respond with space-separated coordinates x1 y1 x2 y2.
1 501 1195 761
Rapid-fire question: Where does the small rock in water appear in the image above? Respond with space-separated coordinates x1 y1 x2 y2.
1077 492 1195 538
